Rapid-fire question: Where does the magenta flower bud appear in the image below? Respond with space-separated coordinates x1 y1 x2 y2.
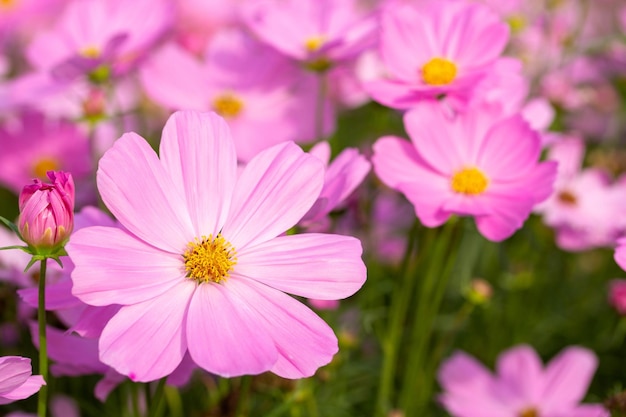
18 171 75 252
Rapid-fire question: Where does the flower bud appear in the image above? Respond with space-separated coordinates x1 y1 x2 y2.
18 171 74 253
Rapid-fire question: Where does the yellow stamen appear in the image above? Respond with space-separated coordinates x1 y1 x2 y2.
557 190 577 205
183 234 237 284
32 157 59 179
451 167 488 195
0 0 17 9
518 406 539 417
507 15 527 34
422 57 457 86
212 93 244 118
305 36 325 52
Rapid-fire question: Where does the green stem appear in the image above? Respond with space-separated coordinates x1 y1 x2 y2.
376 220 422 416
148 378 167 417
37 260 48 417
235 376 252 417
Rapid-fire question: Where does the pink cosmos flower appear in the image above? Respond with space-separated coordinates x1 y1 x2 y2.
0 111 90 194
0 356 45 404
244 0 377 71
18 171 74 252
438 345 608 417
366 0 509 110
372 102 556 241
66 110 366 382
26 0 174 81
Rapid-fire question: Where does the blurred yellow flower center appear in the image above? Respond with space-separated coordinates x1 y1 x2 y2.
305 36 325 52
422 57 457 85
212 93 244 118
557 190 577 205
183 234 237 284
507 15 527 33
451 168 488 195
0 0 17 9
80 46 101 59
32 157 59 179
518 407 539 417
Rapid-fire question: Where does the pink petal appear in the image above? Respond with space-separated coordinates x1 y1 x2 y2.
438 350 494 397
99 280 195 382
228 278 339 378
139 43 209 110
0 375 45 404
67 226 186 306
0 357 32 394
159 111 237 237
97 132 194 253
222 142 324 249
540 347 598 412
552 405 610 417
372 135 423 189
235 233 365 300
495 345 544 405
478 115 541 181
186 282 278 377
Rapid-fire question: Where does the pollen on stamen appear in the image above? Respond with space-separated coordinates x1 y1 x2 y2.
451 167 489 195
304 36 325 52
557 190 577 205
422 57 457 86
212 93 244 119
80 46 101 59
183 234 237 284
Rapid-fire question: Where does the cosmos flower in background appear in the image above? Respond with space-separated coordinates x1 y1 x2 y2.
66 110 366 382
438 345 608 417
372 101 556 241
366 0 509 110
0 356 45 405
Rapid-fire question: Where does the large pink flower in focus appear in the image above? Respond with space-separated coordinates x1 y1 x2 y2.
66 110 366 382
0 356 45 405
366 0 509 110
372 102 556 241
438 345 608 417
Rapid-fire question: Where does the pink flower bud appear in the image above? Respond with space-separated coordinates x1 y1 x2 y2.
609 279 626 315
18 171 74 252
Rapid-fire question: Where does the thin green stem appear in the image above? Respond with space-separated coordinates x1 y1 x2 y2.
376 220 421 416
148 378 167 417
37 259 48 417
235 376 252 417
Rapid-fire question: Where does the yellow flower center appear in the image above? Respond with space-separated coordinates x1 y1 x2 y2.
422 57 457 86
183 234 237 284
557 190 577 205
305 36 325 52
507 15 527 33
518 406 539 417
80 46 101 59
451 168 489 195
212 93 244 119
0 0 17 9
32 157 59 179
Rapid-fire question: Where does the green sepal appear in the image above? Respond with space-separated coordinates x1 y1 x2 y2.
0 245 30 253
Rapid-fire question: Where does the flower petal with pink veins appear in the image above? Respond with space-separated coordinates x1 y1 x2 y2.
540 347 598 412
235 233 365 300
97 133 194 253
186 282 278 377
0 376 46 404
99 280 195 382
68 226 186 306
160 111 237 237
222 142 324 249
372 136 424 189
0 357 32 394
228 278 338 379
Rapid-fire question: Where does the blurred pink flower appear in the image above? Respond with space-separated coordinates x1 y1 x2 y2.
609 279 626 315
140 31 334 161
18 171 74 252
66 110 366 381
244 0 377 70
438 345 608 417
366 0 509 110
0 111 90 194
302 141 371 225
26 0 174 81
372 102 556 241
0 356 45 405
